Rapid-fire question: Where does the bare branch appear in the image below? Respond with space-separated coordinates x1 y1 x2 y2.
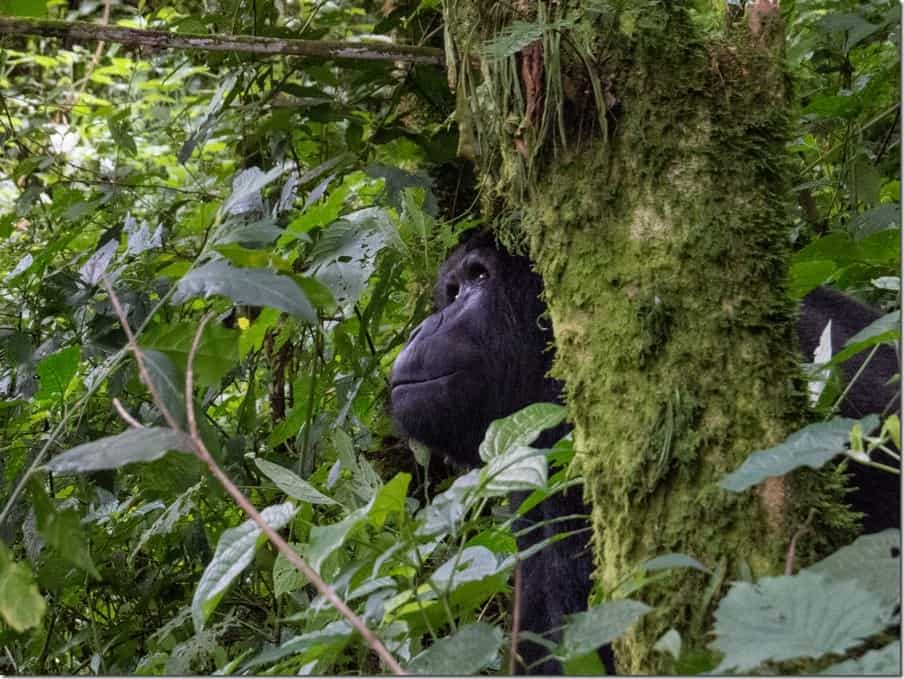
103 277 182 432
112 397 143 429
0 17 444 66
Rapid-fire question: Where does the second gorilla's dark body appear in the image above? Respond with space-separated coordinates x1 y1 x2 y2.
390 231 900 674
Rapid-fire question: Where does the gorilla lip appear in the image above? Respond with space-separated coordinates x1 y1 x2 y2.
390 370 459 389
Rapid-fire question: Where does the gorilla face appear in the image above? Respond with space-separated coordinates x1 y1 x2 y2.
390 232 558 466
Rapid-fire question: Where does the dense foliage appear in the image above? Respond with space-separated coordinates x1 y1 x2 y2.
0 0 899 674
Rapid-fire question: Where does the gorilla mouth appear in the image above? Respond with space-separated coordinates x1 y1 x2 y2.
391 371 459 389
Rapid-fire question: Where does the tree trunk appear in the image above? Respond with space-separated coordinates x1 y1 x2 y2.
445 1 816 672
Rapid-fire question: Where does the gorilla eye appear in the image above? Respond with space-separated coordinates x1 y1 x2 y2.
466 261 489 282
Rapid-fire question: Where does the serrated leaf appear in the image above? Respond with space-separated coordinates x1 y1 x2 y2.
254 458 338 506
479 445 548 495
719 416 879 492
46 427 193 473
0 556 46 631
223 165 285 216
130 484 199 564
309 208 395 312
806 530 900 612
192 502 296 630
78 239 118 285
212 216 285 247
407 623 503 674
820 641 900 675
39 508 99 578
241 621 352 671
172 259 315 322
478 403 567 462
559 600 651 660
711 571 891 673
642 553 710 573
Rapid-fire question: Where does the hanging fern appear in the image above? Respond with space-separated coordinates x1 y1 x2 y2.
481 18 576 62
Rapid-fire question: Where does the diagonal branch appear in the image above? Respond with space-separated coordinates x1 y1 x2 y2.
0 17 444 66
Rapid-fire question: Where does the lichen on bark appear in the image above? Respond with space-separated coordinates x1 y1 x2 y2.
444 0 853 671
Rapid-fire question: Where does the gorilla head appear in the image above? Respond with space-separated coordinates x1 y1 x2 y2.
391 230 559 467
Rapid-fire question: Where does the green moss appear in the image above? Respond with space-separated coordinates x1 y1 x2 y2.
444 0 850 672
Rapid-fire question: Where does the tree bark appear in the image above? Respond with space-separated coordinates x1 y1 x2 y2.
445 1 812 672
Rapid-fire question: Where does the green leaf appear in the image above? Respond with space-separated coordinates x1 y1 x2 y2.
653 628 682 660
820 641 900 675
142 323 238 391
642 553 710 573
559 600 651 661
711 572 891 673
309 208 396 312
369 472 411 528
241 621 352 671
0 0 46 17
478 403 567 462
0 549 46 631
479 445 548 495
407 623 503 674
788 260 837 299
139 349 187 428
35 345 80 401
561 650 608 675
40 508 100 578
192 502 296 631
172 259 316 322
806 530 900 613
307 500 372 573
273 542 307 599
429 546 505 593
254 458 338 506
46 427 193 473
846 310 901 347
719 416 879 492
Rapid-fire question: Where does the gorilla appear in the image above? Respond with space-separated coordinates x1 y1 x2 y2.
390 230 900 674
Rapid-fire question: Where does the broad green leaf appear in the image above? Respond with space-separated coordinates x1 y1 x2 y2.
142 323 238 391
479 445 548 495
309 208 395 312
39 508 99 578
429 546 504 592
845 310 901 347
820 641 900 675
788 260 837 299
642 553 710 573
307 500 373 573
241 621 352 671
806 530 900 612
222 165 285 215
711 571 890 673
213 216 284 247
0 552 46 631
407 623 503 675
46 427 193 473
35 345 80 401
254 458 338 506
478 403 567 462
559 600 651 660
719 416 878 492
172 260 316 322
273 542 307 599
369 472 411 528
192 502 296 631
416 469 480 537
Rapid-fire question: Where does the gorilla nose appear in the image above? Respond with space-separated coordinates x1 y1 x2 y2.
407 312 444 343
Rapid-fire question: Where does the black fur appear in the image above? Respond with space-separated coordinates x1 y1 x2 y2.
391 234 900 674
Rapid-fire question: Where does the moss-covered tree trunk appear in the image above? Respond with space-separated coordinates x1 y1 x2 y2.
445 1 815 672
